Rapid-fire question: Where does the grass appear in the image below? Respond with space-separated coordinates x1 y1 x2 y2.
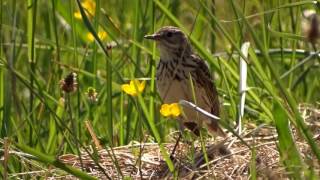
0 0 320 179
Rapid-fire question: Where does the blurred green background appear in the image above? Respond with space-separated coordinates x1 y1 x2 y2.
0 0 319 178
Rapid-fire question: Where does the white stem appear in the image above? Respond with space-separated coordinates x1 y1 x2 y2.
179 100 220 121
238 42 250 135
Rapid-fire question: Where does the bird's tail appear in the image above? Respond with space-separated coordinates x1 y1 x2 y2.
206 121 226 137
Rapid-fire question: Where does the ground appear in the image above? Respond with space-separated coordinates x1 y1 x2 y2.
6 103 320 179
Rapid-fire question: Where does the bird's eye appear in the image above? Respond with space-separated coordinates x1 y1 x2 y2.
166 32 173 37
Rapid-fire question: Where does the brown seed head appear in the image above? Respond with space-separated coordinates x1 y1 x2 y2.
308 14 320 43
302 10 320 44
60 72 78 93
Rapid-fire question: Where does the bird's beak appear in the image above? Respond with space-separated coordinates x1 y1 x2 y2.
144 33 161 40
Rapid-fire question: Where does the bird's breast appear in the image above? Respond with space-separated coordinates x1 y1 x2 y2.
156 78 189 103
156 60 215 125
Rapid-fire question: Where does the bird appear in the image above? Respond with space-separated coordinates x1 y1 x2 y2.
144 26 225 137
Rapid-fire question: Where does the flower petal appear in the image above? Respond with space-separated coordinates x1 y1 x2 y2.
138 81 146 92
160 104 171 117
98 31 107 40
87 33 94 42
82 0 96 15
129 80 136 88
74 12 82 19
122 84 137 96
170 103 181 117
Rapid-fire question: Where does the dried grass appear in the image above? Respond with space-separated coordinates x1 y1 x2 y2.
4 103 320 179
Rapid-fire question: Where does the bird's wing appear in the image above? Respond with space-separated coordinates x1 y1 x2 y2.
190 55 220 116
190 55 225 137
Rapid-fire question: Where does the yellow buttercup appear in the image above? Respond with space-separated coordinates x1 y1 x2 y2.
121 80 146 96
160 103 181 118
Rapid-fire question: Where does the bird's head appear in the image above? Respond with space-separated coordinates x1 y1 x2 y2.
144 26 192 60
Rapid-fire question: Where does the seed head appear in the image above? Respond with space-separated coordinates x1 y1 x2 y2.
60 72 78 93
86 87 98 103
302 10 320 44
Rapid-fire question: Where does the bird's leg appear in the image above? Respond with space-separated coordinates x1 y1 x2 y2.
170 121 185 160
160 131 183 178
170 131 182 160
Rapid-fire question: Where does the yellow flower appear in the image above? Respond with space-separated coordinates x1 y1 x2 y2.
121 80 146 96
160 104 171 117
160 103 181 118
87 30 107 42
98 31 107 40
74 12 82 19
74 0 96 20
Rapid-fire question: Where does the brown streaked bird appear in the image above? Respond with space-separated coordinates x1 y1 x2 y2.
144 26 225 137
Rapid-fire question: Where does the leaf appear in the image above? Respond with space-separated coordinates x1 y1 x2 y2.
274 102 303 178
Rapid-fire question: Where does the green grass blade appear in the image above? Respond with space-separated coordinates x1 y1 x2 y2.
15 142 97 180
274 102 303 178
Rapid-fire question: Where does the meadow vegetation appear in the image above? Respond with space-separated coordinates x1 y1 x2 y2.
0 0 319 179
